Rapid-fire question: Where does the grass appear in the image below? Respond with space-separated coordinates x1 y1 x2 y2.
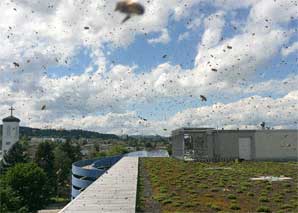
49 197 70 203
230 204 241 210
138 158 298 213
209 203 222 211
227 194 237 200
259 196 270 202
257 206 271 212
136 162 144 211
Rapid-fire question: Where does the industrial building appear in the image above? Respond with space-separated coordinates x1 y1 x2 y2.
171 128 298 161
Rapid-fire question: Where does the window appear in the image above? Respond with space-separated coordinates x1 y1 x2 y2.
6 126 11 137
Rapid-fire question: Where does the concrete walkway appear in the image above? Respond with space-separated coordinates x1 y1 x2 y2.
59 157 139 213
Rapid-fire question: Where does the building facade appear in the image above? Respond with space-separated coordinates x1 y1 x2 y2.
171 128 298 161
1 107 20 156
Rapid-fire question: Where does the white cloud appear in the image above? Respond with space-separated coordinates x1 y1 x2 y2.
2 89 296 136
282 42 298 56
195 29 289 84
192 0 298 86
178 32 190 42
186 16 202 30
168 90 298 133
247 0 298 29
0 0 297 135
243 75 298 96
200 11 225 48
148 29 170 44
212 0 257 10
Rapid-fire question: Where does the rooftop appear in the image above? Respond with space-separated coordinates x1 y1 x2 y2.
171 127 298 136
2 115 20 122
59 157 138 213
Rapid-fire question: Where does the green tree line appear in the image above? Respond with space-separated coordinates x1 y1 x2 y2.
0 140 82 212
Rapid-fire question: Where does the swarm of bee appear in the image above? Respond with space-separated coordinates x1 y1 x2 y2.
115 0 145 23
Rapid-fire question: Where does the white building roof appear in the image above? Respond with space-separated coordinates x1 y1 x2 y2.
59 157 138 213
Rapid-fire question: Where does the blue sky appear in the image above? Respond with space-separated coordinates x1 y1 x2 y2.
0 0 297 135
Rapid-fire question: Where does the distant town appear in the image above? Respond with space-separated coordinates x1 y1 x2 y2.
0 110 170 212
0 124 170 160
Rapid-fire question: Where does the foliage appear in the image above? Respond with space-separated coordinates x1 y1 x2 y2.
166 143 172 156
145 142 153 149
0 178 23 213
107 144 128 156
227 194 237 200
34 141 55 178
95 145 128 157
230 204 241 210
257 206 271 212
2 142 29 168
259 196 269 202
60 140 82 162
34 141 56 196
18 126 119 139
3 163 50 212
53 141 82 196
54 147 72 190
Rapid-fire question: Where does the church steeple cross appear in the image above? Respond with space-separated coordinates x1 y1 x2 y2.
9 106 15 116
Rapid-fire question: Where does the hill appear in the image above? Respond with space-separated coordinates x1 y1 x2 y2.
0 125 119 140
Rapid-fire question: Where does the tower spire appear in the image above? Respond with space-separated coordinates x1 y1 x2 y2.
9 106 15 116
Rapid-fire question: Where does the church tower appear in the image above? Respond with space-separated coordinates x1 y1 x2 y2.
2 107 20 155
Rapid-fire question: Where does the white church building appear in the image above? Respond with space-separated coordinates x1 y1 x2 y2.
0 107 20 160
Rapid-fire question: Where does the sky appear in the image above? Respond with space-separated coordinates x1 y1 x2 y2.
0 0 297 136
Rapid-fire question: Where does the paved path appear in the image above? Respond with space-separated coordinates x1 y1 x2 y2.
59 157 139 213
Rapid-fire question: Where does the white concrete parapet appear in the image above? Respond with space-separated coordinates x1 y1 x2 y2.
59 157 139 213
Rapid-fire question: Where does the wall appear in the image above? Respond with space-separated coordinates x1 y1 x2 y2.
212 131 256 160
2 122 19 153
213 131 239 160
171 134 184 159
254 130 298 160
171 128 298 161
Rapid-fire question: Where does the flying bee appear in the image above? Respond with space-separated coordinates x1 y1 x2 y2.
115 0 145 23
200 95 207 102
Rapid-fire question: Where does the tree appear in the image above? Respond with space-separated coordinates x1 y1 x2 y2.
3 142 28 168
34 141 55 178
107 145 128 156
60 140 82 163
95 151 107 158
53 147 72 197
4 163 50 211
0 177 23 213
53 141 82 197
145 141 153 149
34 141 56 196
166 143 172 156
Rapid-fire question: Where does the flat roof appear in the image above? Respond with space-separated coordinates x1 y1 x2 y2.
59 157 138 213
171 128 214 135
171 127 298 136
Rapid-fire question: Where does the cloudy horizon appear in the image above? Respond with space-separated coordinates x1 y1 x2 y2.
0 0 297 136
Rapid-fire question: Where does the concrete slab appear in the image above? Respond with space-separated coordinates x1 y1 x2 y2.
59 157 138 213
